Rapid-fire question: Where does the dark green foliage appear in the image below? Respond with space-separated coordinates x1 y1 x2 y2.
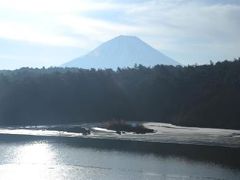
0 58 240 129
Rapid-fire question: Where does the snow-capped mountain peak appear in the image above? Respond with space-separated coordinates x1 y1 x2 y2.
63 35 179 69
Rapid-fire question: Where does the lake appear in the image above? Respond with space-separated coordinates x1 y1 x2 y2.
0 137 240 180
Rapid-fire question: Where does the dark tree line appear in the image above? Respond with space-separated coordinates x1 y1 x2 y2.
0 58 240 129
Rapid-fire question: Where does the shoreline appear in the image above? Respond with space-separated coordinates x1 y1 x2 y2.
1 122 240 148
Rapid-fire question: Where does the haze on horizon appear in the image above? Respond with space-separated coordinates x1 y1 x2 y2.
0 0 239 70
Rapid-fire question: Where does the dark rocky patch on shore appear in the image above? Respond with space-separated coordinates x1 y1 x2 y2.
104 121 155 134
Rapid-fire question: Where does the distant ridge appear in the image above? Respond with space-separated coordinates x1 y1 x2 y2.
63 35 179 69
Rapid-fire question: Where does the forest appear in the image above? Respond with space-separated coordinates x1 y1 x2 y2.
0 58 240 129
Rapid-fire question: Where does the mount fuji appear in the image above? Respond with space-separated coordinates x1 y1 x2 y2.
63 35 179 69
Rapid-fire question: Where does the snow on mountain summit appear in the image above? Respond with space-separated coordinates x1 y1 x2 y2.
63 35 179 69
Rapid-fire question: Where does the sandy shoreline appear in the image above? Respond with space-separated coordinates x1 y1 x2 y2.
0 122 240 148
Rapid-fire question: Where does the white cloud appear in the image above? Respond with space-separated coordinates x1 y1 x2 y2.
122 0 240 64
0 0 119 13
57 15 141 43
0 21 80 47
0 0 131 48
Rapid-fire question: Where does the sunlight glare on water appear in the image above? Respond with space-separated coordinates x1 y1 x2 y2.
0 139 239 180
0 142 64 180
16 142 55 164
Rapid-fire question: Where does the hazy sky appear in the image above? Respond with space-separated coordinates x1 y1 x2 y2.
0 0 239 69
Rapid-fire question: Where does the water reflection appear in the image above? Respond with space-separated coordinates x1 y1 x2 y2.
16 142 55 164
0 142 61 180
0 140 239 180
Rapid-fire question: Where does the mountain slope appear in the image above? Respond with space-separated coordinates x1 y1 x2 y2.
63 35 179 69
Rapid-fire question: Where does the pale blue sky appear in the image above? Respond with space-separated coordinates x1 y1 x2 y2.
0 0 239 69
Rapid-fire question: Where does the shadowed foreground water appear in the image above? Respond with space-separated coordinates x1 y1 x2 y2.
0 136 240 180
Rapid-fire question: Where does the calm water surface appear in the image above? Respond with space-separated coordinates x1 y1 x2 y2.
0 140 239 180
